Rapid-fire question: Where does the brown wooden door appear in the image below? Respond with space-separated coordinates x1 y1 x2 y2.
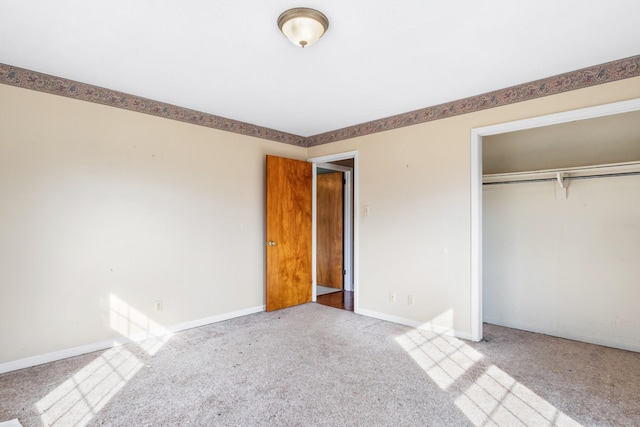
266 155 312 312
316 171 344 289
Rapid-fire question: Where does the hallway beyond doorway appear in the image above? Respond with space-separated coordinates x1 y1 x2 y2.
316 290 354 311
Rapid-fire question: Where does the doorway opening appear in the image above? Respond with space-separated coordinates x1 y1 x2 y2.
309 151 358 312
470 98 640 343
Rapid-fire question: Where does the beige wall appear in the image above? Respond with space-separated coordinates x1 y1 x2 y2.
308 76 640 337
2 75 640 367
0 84 306 365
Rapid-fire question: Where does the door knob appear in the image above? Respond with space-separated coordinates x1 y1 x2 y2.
267 241 277 246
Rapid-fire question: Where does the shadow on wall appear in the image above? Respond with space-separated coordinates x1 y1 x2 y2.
35 295 172 426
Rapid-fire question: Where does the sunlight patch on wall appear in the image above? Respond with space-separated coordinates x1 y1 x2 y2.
430 308 456 336
36 347 143 427
396 329 581 426
109 294 172 355
35 295 174 426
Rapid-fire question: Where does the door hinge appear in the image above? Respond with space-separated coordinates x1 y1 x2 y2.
343 270 346 275
343 178 346 185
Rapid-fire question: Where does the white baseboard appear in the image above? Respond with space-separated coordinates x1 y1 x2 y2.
357 308 473 341
166 305 265 334
0 305 265 375
484 317 640 353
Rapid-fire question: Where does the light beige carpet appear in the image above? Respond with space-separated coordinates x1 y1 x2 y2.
1 303 639 426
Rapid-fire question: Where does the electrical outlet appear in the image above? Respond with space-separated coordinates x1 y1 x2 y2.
155 300 163 312
389 292 396 303
408 295 415 306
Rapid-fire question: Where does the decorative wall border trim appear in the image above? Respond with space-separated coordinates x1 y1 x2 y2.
0 63 306 147
2 55 639 148
306 55 640 147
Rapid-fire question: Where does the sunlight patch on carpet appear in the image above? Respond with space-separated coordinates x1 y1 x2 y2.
396 330 483 389
36 294 173 426
36 347 143 427
396 329 582 426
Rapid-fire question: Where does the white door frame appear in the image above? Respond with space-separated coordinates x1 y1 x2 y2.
308 151 359 312
316 162 354 292
470 98 640 342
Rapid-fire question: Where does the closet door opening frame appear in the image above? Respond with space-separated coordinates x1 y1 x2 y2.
470 98 640 342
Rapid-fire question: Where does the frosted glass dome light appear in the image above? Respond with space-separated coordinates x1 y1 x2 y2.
278 8 329 48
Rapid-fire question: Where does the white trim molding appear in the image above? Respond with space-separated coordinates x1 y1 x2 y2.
0 305 265 374
484 318 640 353
358 308 473 341
308 150 360 312
470 97 640 344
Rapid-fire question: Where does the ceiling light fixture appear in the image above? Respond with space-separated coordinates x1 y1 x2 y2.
277 7 329 48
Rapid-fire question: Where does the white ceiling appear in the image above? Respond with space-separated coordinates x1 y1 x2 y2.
1 1 639 137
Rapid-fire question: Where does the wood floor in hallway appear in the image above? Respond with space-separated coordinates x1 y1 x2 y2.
316 290 353 311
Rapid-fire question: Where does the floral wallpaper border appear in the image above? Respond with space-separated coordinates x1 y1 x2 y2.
306 55 640 147
1 55 639 148
0 63 306 147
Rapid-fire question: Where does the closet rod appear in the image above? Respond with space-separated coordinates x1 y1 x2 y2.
483 171 640 186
